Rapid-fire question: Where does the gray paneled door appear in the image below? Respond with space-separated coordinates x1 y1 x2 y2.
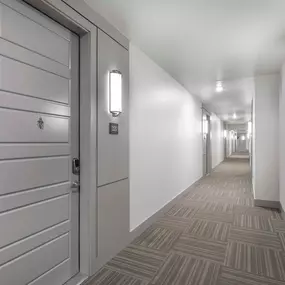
0 1 79 284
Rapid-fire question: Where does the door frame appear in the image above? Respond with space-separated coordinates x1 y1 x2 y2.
17 0 128 282
223 122 227 159
20 0 96 281
202 106 212 176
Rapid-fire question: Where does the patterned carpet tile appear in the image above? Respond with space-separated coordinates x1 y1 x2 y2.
173 235 227 264
105 245 167 281
234 206 283 220
225 241 285 281
208 189 252 199
198 201 234 213
153 215 192 230
87 157 285 285
279 233 285 251
132 225 181 252
166 204 197 219
235 197 254 207
184 192 209 201
217 266 285 285
269 210 283 220
272 219 285 232
195 211 234 223
233 189 253 196
192 183 218 189
184 218 230 242
88 267 148 285
228 227 281 249
151 252 220 285
234 214 274 232
205 196 239 205
179 199 206 208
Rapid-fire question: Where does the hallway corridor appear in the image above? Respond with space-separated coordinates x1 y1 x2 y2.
89 157 285 285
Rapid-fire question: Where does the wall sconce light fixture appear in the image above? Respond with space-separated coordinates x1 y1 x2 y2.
248 121 252 135
203 118 209 135
216 81 223 93
109 70 122 117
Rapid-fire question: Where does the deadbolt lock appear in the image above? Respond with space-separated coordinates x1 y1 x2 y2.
72 158 80 175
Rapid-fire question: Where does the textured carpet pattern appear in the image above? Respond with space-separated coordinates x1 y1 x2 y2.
87 157 285 285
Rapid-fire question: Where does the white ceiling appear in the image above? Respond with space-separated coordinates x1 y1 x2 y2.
85 0 285 122
202 77 254 124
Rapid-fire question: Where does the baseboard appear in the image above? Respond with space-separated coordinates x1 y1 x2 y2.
211 161 223 172
254 199 281 210
129 176 202 241
66 273 88 285
279 202 285 220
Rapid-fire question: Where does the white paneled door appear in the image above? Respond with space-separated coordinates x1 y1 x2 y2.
0 1 79 284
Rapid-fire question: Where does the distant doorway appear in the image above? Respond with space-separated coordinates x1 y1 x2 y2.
202 111 211 176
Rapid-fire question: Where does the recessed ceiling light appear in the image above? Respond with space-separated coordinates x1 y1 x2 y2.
233 113 237 119
216 81 223 92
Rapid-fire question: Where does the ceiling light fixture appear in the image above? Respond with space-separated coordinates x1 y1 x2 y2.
216 81 223 92
233 113 237 119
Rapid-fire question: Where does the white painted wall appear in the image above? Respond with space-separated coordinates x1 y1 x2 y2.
129 44 202 231
211 114 224 168
280 65 285 209
228 135 233 157
225 126 233 158
254 74 279 202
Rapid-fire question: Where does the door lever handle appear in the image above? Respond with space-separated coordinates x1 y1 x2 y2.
71 181 80 193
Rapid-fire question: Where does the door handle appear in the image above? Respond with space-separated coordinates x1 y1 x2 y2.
71 180 80 193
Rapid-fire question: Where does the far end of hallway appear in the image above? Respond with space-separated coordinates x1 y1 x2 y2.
87 156 285 285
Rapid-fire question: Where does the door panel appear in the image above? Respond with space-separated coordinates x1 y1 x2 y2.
0 195 69 248
0 109 69 143
0 56 69 103
97 30 129 186
0 0 71 41
0 90 70 117
29 259 71 285
0 3 70 66
0 38 70 78
0 0 79 284
0 144 70 160
98 179 129 262
0 157 69 195
0 234 69 285
0 182 69 213
0 220 70 266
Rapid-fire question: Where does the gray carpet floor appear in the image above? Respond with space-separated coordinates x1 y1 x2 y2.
88 157 285 285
